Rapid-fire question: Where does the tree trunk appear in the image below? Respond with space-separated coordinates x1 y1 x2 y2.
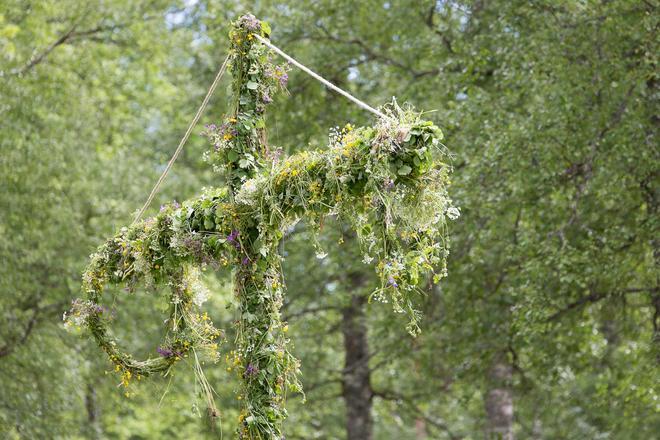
642 171 660 361
415 418 428 439
341 289 373 440
485 356 514 440
85 382 101 439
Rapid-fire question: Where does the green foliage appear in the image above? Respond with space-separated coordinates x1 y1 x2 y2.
1 1 658 439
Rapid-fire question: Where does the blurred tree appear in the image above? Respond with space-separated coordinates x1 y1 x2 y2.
1 0 658 439
0 0 225 437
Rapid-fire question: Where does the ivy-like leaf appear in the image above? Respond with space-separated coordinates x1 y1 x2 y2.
261 21 271 36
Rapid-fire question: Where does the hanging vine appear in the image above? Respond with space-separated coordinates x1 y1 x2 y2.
66 14 458 439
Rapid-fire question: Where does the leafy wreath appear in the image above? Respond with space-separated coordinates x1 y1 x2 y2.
66 14 458 439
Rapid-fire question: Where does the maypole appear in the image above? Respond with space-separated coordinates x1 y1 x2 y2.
66 14 457 439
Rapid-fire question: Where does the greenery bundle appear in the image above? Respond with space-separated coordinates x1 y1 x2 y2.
66 14 456 439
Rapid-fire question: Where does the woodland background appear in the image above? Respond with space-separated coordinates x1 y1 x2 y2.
0 1 658 439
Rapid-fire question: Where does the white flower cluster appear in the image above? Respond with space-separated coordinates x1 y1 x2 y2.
181 266 210 307
327 125 343 149
63 299 101 330
235 176 263 206
446 206 461 220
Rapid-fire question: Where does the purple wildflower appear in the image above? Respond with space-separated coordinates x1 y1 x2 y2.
201 124 216 137
267 147 283 163
157 347 174 358
240 14 260 31
244 363 259 377
262 92 272 104
227 230 241 250
242 256 250 265
387 276 398 288
172 200 180 209
279 72 288 88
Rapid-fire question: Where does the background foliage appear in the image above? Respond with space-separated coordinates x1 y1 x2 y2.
0 1 657 439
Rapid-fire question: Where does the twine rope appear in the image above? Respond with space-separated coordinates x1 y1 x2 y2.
132 54 230 224
253 33 388 119
134 34 387 222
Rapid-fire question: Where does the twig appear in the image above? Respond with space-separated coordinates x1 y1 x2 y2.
547 287 657 322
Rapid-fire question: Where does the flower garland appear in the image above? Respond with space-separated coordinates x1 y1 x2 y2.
67 14 458 439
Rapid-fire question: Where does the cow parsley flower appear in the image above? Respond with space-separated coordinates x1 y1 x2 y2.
446 206 461 220
182 266 210 307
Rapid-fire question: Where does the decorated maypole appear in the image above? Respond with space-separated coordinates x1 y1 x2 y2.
67 14 457 439
220 15 299 437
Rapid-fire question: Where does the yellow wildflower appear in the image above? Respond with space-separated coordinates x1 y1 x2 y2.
121 370 132 387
